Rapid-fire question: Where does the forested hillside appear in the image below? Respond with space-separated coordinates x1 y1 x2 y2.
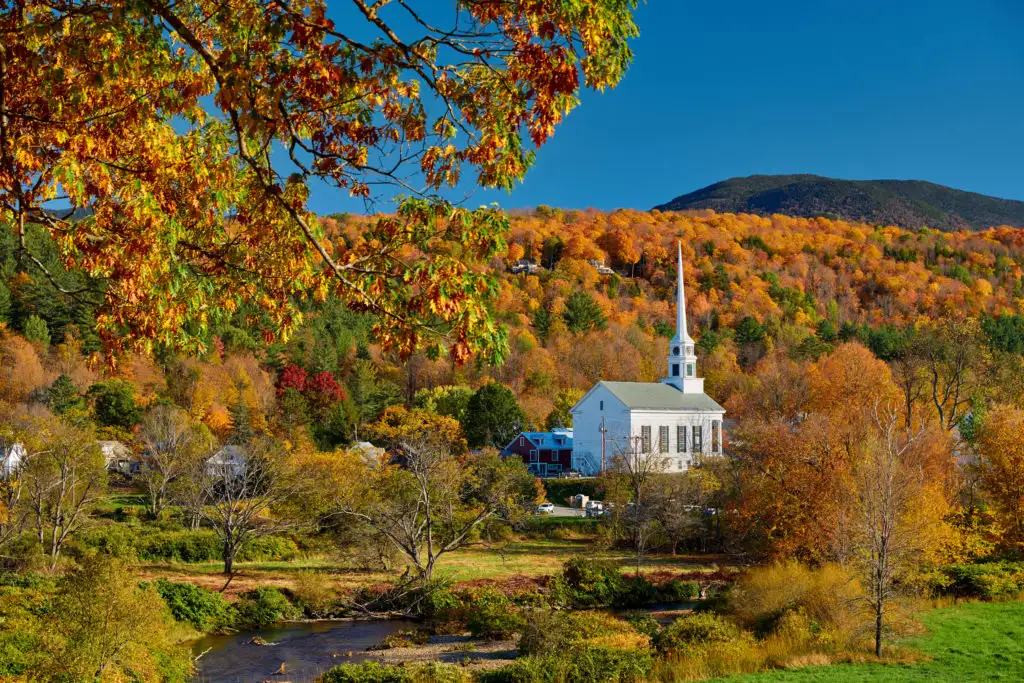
4 207 1024 433
654 175 1024 231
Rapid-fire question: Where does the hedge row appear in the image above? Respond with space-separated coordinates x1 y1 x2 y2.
80 526 299 563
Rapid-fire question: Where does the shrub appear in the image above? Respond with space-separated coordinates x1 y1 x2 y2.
319 661 470 683
154 579 232 632
467 596 525 640
938 562 1024 601
293 571 344 618
622 612 661 640
656 613 747 655
660 579 700 602
728 561 863 637
518 610 649 656
233 587 299 628
614 575 659 608
480 647 653 683
550 557 625 608
369 629 430 650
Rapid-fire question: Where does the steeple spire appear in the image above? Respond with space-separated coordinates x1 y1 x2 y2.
675 242 690 342
661 241 703 394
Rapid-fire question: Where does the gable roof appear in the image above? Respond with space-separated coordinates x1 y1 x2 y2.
504 429 573 453
596 381 725 412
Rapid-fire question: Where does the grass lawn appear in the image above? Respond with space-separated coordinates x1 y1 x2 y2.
722 600 1024 682
139 538 727 598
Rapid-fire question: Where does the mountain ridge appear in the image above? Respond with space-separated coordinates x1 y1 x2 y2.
653 174 1024 231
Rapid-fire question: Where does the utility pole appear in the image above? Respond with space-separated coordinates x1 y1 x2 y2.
600 416 607 475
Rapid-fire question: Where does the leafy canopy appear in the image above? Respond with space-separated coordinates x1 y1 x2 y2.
0 0 639 363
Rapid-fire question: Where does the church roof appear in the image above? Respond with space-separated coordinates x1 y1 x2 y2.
599 381 725 412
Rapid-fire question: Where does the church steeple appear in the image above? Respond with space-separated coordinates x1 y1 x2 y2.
661 242 704 394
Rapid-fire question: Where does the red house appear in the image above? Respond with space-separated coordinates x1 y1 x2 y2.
501 429 574 477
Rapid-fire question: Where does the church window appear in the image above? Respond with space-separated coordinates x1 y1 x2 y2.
672 346 680 355
692 425 703 453
659 426 669 453
712 421 720 453
672 364 680 377
600 400 604 410
677 425 686 452
686 363 694 377
641 426 651 453
686 345 693 355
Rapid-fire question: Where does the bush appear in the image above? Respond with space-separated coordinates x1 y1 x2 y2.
481 647 653 683
82 527 301 564
550 557 625 608
938 562 1024 601
154 579 232 632
656 613 747 654
518 610 649 656
369 629 430 650
233 587 299 628
293 571 344 618
660 579 700 603
319 661 471 683
622 612 661 640
467 592 525 640
614 575 659 608
728 561 863 637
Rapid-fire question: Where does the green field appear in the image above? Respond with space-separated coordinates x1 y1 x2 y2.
724 601 1024 682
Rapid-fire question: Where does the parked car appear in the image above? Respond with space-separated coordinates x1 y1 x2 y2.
537 502 555 514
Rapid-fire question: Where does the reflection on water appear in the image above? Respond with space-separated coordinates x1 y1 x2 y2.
192 619 415 683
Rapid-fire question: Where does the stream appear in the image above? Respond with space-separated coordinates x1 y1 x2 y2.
191 618 416 683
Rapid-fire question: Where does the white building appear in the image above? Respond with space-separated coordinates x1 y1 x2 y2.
0 442 26 480
570 243 725 475
205 445 248 479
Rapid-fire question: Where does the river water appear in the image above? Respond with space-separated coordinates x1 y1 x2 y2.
191 619 416 683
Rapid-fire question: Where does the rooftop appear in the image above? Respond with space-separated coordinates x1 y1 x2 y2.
594 381 725 412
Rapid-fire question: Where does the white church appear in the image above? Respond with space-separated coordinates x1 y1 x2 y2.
570 243 725 475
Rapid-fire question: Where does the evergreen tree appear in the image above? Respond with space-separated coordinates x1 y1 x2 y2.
532 305 552 340
24 314 51 349
47 375 84 415
463 382 527 449
0 280 10 324
562 291 607 334
228 395 254 445
88 380 142 428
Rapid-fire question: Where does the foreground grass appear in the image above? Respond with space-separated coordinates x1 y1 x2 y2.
139 538 725 597
722 600 1024 682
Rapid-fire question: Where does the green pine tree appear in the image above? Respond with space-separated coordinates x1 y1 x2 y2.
47 375 85 415
562 291 607 334
24 314 51 349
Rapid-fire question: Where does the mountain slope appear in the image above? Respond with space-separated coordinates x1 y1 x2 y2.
653 175 1024 231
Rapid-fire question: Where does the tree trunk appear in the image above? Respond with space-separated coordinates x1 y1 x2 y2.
875 598 883 657
223 540 235 575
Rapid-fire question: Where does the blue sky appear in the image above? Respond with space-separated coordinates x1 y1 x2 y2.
310 0 1024 216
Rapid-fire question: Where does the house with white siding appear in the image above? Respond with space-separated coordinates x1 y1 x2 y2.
570 244 725 475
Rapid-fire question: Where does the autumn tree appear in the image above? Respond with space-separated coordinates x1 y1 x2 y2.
545 388 585 429
138 404 214 518
326 439 538 590
1 0 640 363
191 436 308 574
850 404 951 657
33 557 192 681
977 405 1024 552
607 432 671 575
20 418 106 568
